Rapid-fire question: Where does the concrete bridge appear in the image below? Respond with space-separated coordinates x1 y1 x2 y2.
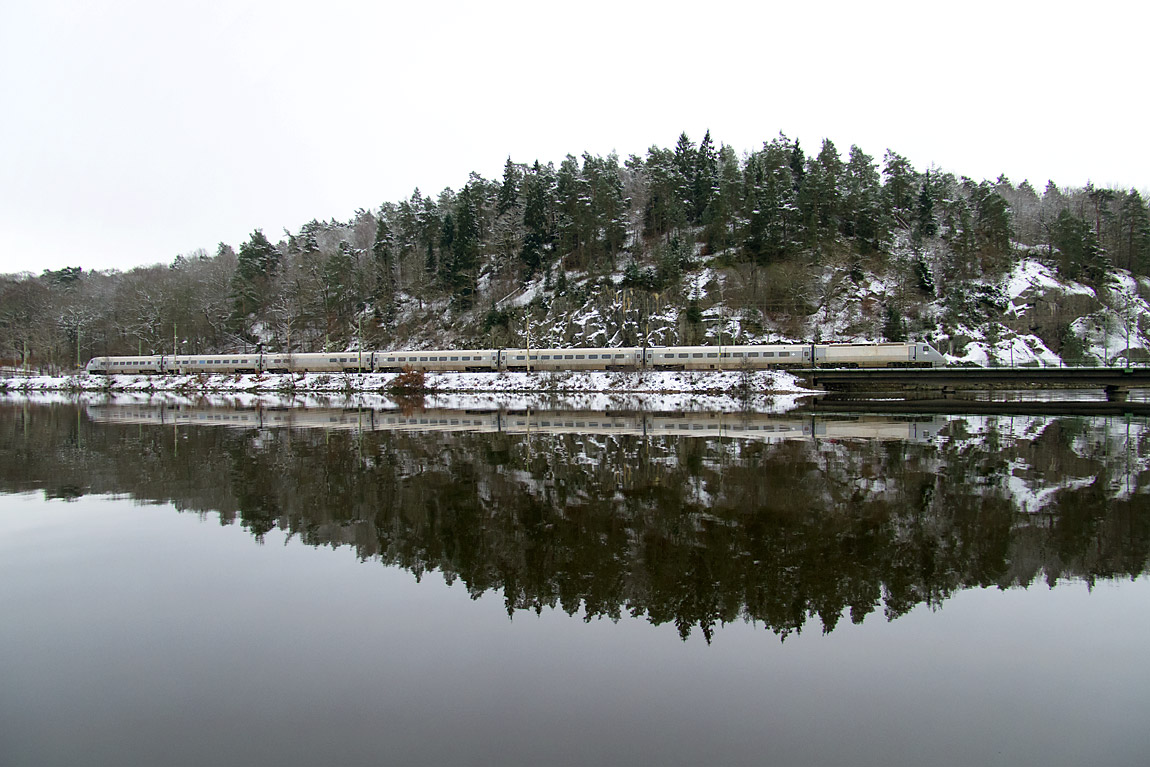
794 366 1150 402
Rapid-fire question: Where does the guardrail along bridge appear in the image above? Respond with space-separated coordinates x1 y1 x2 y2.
795 366 1150 402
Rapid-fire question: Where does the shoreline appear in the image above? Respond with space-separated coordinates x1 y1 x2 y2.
0 369 818 414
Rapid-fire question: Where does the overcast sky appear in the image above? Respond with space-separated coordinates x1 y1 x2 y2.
2 0 1146 275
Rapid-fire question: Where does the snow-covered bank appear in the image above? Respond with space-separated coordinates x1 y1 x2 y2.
0 369 816 414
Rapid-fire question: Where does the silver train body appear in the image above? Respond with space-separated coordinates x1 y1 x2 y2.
87 404 948 444
85 342 946 375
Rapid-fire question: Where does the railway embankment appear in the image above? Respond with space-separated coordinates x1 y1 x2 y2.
0 369 818 412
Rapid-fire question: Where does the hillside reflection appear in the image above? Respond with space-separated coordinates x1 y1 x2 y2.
3 401 1149 640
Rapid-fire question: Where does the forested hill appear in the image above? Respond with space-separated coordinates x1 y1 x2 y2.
4 131 1150 371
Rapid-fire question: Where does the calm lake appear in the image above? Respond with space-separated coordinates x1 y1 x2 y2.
2 399 1148 766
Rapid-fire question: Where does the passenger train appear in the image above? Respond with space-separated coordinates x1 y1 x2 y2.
85 342 945 375
87 403 947 444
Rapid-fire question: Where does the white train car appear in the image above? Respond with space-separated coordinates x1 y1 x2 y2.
501 347 643 371
645 344 811 370
820 342 944 368
173 354 261 374
86 356 164 374
86 342 947 375
373 349 500 373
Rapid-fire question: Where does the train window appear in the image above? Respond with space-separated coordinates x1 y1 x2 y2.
679 353 688 358
575 355 585 359
564 354 574 359
450 356 459 361
721 352 729 358
749 352 759 357
542 355 551 360
515 355 525 360
529 355 538 360
779 351 790 357
588 354 598 359
733 352 744 357
706 353 718 358
329 358 338 363
419 357 428 362
692 353 703 358
763 352 775 357
615 354 625 359
461 356 470 361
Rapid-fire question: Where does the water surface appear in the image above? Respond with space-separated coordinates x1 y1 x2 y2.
2 401 1148 766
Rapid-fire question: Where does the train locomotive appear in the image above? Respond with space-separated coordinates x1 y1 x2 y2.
85 342 946 375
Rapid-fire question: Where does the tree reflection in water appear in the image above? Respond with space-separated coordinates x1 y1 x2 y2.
2 402 1148 641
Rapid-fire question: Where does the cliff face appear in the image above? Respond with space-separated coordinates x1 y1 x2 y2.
4 138 1148 371
377 239 1150 368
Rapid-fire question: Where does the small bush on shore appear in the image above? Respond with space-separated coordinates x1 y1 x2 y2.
388 368 428 394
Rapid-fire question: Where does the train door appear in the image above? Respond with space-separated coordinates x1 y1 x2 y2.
909 344 918 364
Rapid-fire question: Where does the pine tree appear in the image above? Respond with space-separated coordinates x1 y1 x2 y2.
882 149 918 227
882 305 906 341
914 173 937 240
701 144 741 254
842 145 886 254
673 132 698 217
519 162 552 280
692 131 718 224
1118 190 1150 274
1052 209 1106 282
230 229 280 324
967 181 1012 269
371 213 397 306
497 157 521 215
642 146 688 240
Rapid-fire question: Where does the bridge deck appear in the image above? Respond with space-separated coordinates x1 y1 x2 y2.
794 366 1150 401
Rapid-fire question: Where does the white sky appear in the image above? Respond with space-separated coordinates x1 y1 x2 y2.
1 0 1146 275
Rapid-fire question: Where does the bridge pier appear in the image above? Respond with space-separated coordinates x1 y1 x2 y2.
1105 385 1130 402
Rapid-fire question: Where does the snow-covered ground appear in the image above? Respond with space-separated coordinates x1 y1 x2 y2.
0 369 815 414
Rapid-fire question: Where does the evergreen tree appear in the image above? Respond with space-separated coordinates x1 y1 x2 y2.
556 154 591 263
497 157 521 215
450 181 484 307
882 149 918 226
438 213 455 286
701 144 741 254
673 132 698 217
789 139 806 193
798 138 843 246
968 180 1013 268
230 229 280 324
1118 189 1150 274
642 146 688 240
519 162 552 279
1052 209 1106 282
882 305 906 341
914 173 938 240
742 135 799 264
322 241 360 329
692 131 718 224
842 145 886 254
371 213 397 306
583 152 628 261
